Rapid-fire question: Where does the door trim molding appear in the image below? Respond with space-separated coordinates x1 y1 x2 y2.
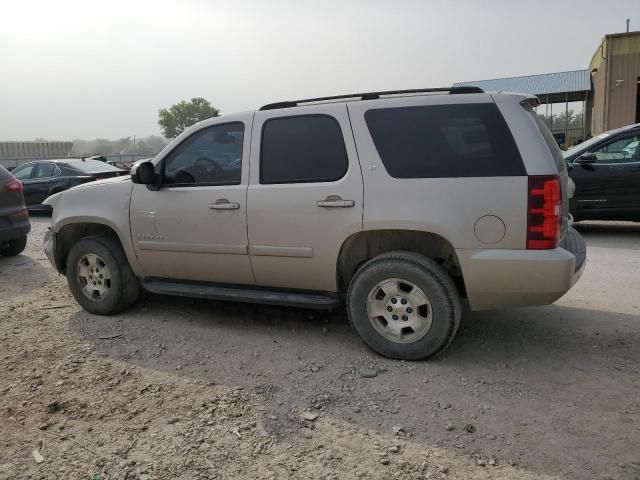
251 245 313 258
138 241 247 255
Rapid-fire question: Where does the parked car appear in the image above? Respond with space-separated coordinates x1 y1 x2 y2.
10 159 129 212
84 155 133 172
564 123 640 221
106 160 132 171
0 165 30 256
43 87 586 360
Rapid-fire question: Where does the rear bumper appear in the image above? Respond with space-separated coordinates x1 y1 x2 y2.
0 217 31 244
458 227 586 310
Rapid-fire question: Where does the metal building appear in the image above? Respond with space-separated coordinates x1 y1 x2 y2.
454 30 640 142
0 141 73 169
453 70 591 146
587 31 640 134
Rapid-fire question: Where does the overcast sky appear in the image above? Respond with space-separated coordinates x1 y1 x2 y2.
1 0 637 140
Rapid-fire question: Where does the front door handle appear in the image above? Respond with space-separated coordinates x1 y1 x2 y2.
209 199 240 210
317 195 355 208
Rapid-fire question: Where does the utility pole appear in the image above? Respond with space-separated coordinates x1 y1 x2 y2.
627 19 630 33
133 135 136 158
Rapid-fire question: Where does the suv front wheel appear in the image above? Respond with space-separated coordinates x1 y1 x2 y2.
346 251 461 360
66 235 140 315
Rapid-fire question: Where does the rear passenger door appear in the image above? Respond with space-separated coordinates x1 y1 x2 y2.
248 104 363 292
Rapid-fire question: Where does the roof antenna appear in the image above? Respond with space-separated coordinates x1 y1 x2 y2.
627 19 630 33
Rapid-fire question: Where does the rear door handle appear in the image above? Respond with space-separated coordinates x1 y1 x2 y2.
209 199 240 210
317 195 355 208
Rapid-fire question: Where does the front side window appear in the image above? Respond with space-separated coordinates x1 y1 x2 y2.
163 122 244 185
11 164 35 179
260 115 348 184
365 103 526 178
592 136 639 163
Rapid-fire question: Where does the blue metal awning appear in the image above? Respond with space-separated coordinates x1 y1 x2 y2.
453 69 591 103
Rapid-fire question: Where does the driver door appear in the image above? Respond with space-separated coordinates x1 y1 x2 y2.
571 134 640 218
130 116 255 285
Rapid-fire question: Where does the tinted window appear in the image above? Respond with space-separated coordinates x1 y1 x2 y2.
364 103 525 178
12 164 35 179
69 160 123 173
563 133 610 159
34 163 56 178
260 115 348 184
163 123 244 185
592 135 639 163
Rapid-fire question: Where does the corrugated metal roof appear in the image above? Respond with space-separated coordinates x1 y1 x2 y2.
453 69 591 101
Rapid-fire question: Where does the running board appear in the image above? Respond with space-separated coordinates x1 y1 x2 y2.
141 279 341 310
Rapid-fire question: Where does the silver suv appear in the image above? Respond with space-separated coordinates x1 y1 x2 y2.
44 87 586 360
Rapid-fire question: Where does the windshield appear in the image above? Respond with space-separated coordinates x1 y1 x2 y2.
69 160 123 173
562 133 610 158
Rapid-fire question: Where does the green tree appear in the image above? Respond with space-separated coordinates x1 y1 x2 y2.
158 97 220 138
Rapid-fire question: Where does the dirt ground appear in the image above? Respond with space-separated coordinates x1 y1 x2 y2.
1 217 639 480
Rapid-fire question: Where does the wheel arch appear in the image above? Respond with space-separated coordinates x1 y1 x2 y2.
336 229 466 298
54 221 137 275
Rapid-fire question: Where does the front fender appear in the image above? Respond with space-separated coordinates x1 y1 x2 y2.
46 179 143 276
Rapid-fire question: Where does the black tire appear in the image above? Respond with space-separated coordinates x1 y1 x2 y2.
346 251 461 361
0 235 28 257
66 235 140 315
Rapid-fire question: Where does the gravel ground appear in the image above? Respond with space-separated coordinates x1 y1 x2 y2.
1 217 639 480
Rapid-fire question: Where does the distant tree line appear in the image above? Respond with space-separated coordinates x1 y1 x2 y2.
30 98 219 158
538 110 584 130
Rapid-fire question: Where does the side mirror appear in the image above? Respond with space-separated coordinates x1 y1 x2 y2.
574 152 597 165
131 161 157 186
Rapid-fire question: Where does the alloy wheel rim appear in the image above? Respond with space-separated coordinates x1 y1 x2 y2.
77 254 112 301
366 278 432 344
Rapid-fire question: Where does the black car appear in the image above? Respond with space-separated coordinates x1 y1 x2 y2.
9 159 128 212
565 123 640 222
0 165 30 256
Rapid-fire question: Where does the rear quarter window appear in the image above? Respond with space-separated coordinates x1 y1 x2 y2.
364 103 525 178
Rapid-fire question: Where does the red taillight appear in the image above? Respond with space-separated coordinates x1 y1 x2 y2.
527 175 561 249
5 179 24 192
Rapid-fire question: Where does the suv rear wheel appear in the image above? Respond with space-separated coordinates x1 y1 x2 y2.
66 235 140 315
0 235 27 257
346 251 461 360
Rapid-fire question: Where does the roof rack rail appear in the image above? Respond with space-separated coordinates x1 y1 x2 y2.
259 86 484 111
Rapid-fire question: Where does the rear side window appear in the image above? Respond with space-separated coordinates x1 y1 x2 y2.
260 115 348 184
35 163 56 178
364 103 525 178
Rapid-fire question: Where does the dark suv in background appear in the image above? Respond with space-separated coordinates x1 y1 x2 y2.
0 165 30 257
